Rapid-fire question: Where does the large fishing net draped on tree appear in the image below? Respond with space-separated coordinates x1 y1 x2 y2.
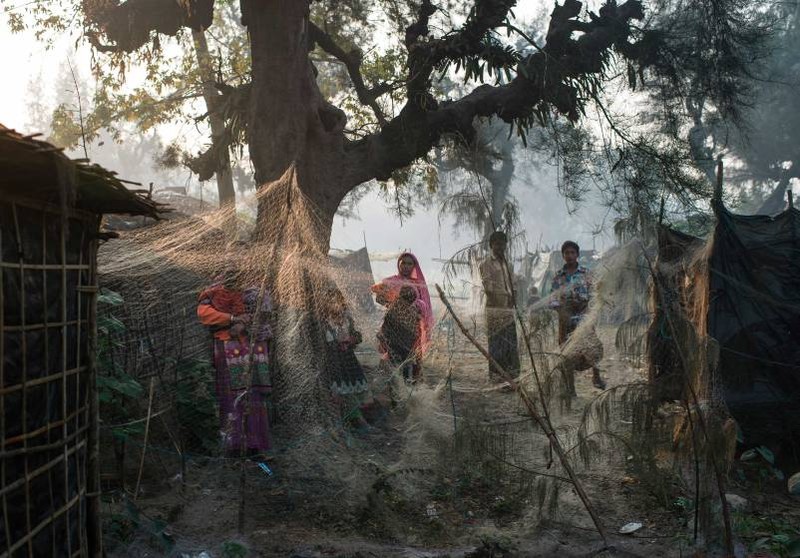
97 168 381 478
93 174 757 555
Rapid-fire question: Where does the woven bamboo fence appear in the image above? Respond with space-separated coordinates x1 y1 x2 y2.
0 198 102 557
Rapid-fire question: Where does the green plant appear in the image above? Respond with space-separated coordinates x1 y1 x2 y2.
739 446 785 487
170 356 219 454
221 540 249 558
733 512 800 557
103 499 175 554
97 289 144 442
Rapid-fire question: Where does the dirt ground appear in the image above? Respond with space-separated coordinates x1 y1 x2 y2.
103 324 799 558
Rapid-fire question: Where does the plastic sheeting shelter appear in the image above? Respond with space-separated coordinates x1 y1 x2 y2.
328 247 376 315
0 125 157 557
651 200 800 458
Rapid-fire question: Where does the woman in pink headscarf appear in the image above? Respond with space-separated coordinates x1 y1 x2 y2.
372 252 434 382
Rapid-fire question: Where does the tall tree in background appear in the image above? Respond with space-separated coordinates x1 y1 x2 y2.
735 4 800 213
7 0 758 234
11 2 251 207
191 28 236 207
637 0 793 214
10 0 773 225
438 119 517 241
66 0 667 249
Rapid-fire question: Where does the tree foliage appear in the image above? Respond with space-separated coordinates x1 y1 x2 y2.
4 0 777 231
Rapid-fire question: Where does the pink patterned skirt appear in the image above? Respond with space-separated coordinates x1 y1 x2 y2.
212 338 272 454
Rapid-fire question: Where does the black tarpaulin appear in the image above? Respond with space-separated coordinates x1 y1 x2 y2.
708 206 800 452
651 204 800 457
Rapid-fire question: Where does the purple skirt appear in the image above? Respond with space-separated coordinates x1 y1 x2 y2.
213 339 272 453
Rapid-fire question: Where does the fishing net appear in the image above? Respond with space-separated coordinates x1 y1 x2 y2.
89 170 742 555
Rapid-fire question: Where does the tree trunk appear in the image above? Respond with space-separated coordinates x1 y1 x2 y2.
756 161 797 215
245 0 349 252
685 97 717 186
476 139 514 239
241 0 352 434
192 29 237 209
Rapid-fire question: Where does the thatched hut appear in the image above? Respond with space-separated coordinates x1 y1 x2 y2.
0 125 157 556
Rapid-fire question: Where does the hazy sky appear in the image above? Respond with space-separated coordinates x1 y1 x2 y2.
0 3 614 288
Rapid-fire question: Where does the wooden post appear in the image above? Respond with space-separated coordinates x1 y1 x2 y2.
134 378 156 501
83 231 103 556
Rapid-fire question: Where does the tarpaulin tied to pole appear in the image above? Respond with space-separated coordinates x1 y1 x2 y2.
650 200 800 458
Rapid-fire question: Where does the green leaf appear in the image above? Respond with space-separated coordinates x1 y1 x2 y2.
98 315 126 335
111 427 130 441
752 536 770 549
756 446 775 465
222 540 249 558
97 289 124 306
115 378 144 398
98 375 143 399
740 449 758 461
773 533 791 545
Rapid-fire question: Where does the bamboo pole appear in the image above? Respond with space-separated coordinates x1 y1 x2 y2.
435 285 609 548
85 233 103 556
134 378 156 502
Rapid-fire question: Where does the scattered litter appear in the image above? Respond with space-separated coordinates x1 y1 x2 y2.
725 493 749 512
788 472 800 495
619 522 643 534
426 503 438 518
257 462 273 477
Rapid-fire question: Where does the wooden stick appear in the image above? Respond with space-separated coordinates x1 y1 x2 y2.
435 285 609 547
237 273 277 533
134 378 156 502
84 267 102 556
238 449 247 533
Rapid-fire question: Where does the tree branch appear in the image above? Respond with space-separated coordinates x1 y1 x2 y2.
82 0 215 53
404 0 517 107
344 0 645 189
308 22 390 126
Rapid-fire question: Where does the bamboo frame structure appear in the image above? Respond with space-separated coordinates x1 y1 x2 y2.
0 198 101 558
0 124 157 557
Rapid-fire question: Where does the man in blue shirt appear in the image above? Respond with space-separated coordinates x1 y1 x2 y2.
550 241 606 390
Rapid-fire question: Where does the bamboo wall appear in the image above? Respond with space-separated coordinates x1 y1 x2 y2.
0 198 101 557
